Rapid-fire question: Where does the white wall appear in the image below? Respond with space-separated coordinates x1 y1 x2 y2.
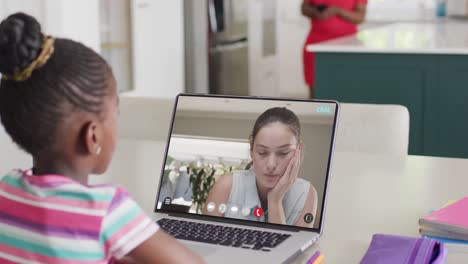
129 0 185 98
248 0 280 97
46 0 100 52
277 0 309 98
0 0 44 21
0 0 100 52
184 0 209 94
100 0 133 93
168 137 250 164
366 0 436 21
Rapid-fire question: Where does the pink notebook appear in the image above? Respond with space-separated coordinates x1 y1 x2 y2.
419 197 468 237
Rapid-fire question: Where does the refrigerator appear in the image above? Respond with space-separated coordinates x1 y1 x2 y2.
208 0 249 95
184 0 249 96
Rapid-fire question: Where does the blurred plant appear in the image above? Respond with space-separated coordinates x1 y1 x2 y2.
164 155 249 213
162 156 175 186
188 159 250 213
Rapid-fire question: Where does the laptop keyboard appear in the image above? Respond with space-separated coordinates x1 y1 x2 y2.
157 218 291 251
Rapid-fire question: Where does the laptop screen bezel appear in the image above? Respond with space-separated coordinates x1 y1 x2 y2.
154 93 339 234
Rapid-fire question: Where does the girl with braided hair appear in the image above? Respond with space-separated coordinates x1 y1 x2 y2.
0 12 204 264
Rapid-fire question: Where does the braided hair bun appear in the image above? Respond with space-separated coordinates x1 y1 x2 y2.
0 12 114 156
0 12 43 76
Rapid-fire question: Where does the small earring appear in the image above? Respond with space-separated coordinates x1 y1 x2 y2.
95 145 102 155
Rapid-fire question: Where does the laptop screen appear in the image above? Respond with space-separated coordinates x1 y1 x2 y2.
156 94 338 232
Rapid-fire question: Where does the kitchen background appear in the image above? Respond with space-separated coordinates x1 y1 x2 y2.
0 0 467 99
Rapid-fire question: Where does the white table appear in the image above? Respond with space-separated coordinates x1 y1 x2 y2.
92 139 468 263
296 151 468 263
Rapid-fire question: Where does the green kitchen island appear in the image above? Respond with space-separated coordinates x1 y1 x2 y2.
307 22 468 158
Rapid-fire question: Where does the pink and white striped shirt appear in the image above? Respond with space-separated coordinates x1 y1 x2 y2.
0 169 159 263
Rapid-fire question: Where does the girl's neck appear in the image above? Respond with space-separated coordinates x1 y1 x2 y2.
33 158 89 185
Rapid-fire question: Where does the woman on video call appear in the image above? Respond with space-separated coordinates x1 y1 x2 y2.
202 107 318 228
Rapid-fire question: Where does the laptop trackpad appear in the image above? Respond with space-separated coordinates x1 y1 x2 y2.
186 243 219 257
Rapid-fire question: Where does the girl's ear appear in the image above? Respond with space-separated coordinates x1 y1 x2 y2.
82 121 102 156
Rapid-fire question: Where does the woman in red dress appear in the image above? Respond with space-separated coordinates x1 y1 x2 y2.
302 0 367 98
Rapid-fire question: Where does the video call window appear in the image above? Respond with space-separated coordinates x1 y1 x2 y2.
157 96 336 230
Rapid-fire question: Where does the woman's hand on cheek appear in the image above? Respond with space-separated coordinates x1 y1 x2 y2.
267 146 302 203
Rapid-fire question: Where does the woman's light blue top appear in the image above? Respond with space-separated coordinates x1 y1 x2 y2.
224 169 310 225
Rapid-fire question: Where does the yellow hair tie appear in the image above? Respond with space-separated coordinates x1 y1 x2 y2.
2 36 55 82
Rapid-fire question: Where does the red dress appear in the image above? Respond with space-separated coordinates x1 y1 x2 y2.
303 0 366 86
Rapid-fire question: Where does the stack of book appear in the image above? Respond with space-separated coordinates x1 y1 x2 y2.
419 197 468 244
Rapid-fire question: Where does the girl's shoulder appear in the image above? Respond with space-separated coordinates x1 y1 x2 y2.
2 168 125 209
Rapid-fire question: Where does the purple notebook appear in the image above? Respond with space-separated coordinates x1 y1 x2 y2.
360 234 447 264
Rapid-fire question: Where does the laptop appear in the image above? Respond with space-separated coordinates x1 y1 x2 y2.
153 94 339 263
